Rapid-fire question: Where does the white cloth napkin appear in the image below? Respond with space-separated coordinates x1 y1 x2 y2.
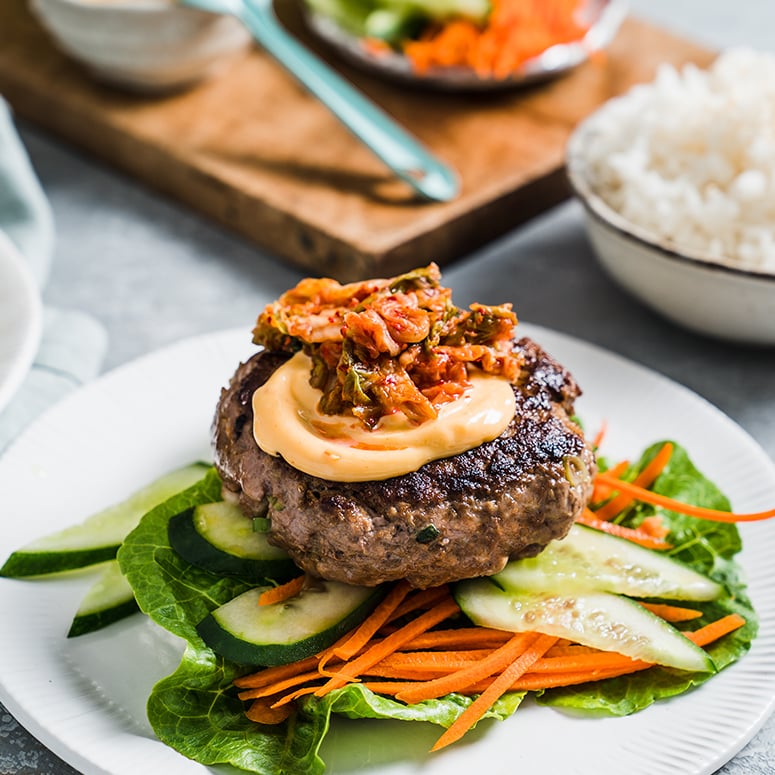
0 98 107 453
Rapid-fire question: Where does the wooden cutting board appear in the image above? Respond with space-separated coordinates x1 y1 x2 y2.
0 1 714 281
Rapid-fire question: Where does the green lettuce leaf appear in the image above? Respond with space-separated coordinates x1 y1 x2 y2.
301 683 524 727
148 643 329 775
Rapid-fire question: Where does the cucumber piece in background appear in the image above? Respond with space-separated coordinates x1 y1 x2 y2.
0 462 209 577
67 560 138 638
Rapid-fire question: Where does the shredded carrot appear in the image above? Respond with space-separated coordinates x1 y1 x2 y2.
576 508 673 550
238 670 323 701
684 614 746 646
361 665 454 681
403 0 589 79
591 458 629 502
332 580 413 660
521 649 646 675
395 632 536 704
594 442 674 521
632 441 674 484
499 663 654 691
272 685 323 707
403 627 511 651
639 602 702 622
430 633 558 751
234 654 320 689
373 646 641 681
591 420 608 449
373 648 496 676
606 460 631 479
594 473 775 523
257 575 306 606
386 585 450 624
639 515 671 540
316 629 370 677
245 697 293 725
313 596 461 697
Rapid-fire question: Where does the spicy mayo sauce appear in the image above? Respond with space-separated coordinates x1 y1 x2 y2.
252 352 516 482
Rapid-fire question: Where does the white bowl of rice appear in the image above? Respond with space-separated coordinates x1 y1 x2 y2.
566 48 775 345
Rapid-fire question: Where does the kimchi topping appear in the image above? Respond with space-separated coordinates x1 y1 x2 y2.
253 264 522 428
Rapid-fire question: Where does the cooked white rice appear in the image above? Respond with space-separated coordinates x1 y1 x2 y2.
582 48 775 273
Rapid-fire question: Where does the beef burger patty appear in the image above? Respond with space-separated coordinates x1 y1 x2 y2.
213 337 595 588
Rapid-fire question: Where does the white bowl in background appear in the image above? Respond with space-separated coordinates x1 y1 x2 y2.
29 0 252 93
566 112 775 346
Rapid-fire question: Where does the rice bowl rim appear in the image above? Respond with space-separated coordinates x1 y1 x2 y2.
566 106 775 285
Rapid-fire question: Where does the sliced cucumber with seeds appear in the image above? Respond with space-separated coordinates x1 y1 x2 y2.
197 581 385 666
454 579 715 673
67 560 138 638
168 501 298 580
1 462 209 577
494 524 722 601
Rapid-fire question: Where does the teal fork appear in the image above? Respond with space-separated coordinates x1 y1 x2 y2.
181 0 460 202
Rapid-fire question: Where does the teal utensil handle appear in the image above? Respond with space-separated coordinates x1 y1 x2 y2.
239 0 459 201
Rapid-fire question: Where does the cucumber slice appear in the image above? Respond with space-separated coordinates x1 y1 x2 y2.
1 462 210 577
168 501 297 580
67 560 138 638
494 524 722 601
197 581 384 666
454 579 715 673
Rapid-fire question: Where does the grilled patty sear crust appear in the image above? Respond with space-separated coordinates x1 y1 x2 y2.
213 337 596 588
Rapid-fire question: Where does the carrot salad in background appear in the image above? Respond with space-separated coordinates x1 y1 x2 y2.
304 0 593 78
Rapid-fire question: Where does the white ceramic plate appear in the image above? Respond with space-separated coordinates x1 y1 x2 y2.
0 326 774 775
0 231 42 413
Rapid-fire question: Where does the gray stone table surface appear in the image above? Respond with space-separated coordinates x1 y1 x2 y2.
2 1 775 773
